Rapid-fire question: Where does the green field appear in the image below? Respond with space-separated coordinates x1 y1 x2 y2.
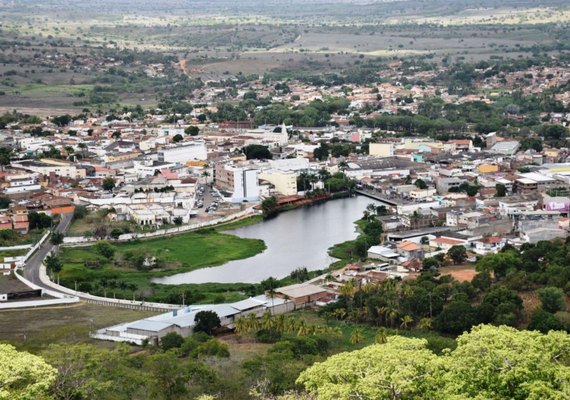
0 303 156 352
58 228 266 303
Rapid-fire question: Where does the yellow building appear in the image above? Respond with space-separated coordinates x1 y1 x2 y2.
258 170 298 196
478 164 499 174
369 143 394 158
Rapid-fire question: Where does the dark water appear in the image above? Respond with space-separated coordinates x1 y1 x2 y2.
153 196 378 284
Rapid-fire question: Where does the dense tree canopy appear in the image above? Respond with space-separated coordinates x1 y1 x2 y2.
297 325 570 400
0 344 57 400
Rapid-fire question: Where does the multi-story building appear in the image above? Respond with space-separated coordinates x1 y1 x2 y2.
258 170 298 196
215 163 260 202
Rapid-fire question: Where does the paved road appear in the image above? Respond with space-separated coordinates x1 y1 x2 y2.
24 213 73 290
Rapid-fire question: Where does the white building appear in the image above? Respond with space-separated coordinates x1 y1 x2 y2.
215 163 260 202
158 142 207 163
241 123 289 146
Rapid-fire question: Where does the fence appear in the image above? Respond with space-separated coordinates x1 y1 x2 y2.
38 262 181 312
23 231 50 262
63 207 258 246
2 268 81 310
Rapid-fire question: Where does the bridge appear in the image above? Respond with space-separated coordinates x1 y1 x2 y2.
355 189 401 206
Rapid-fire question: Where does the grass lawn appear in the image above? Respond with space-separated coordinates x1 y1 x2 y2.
58 227 266 303
0 302 156 352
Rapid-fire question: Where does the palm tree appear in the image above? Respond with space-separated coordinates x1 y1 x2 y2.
376 306 388 326
285 317 299 335
375 327 388 344
296 320 309 336
333 308 347 321
419 317 432 331
327 326 343 338
201 170 210 184
274 314 287 334
234 317 248 335
261 312 273 331
318 168 330 183
400 315 413 330
338 160 349 172
246 313 259 333
298 171 309 191
349 328 365 345
388 309 399 328
339 280 355 313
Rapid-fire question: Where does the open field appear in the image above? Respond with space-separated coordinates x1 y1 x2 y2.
440 264 478 282
0 0 567 112
0 302 156 351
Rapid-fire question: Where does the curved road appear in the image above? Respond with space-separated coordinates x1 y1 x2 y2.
24 213 73 290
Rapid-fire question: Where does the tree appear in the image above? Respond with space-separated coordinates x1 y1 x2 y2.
495 183 507 197
433 300 477 334
471 271 492 291
94 241 115 260
297 335 438 399
52 114 72 127
542 125 568 141
194 310 221 335
0 196 10 209
244 144 273 160
447 245 467 264
297 325 570 400
400 315 413 330
45 254 63 274
349 328 365 345
313 143 329 161
261 196 278 219
173 217 183 226
0 343 56 399
185 126 200 136
538 287 566 313
374 328 388 344
42 344 116 400
144 351 190 400
414 179 427 189
422 257 439 270
28 211 53 230
172 134 183 143
161 332 184 351
477 251 521 279
51 231 64 246
102 177 116 191
73 205 88 220
528 309 566 333
110 228 122 239
0 147 12 168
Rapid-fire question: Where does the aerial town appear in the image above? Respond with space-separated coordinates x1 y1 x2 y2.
2 0 570 399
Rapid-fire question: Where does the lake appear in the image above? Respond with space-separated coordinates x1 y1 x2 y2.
153 195 378 284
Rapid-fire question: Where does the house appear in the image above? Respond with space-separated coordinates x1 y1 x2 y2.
429 236 468 251
367 245 400 262
274 283 330 308
490 141 519 155
436 177 465 194
0 215 12 230
396 241 424 260
11 215 29 234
